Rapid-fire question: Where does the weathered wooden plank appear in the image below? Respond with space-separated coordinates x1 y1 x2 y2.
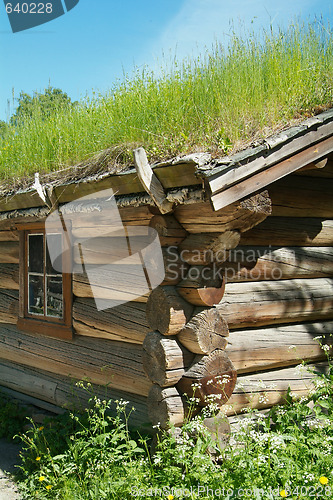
225 362 329 415
268 176 333 217
133 148 173 213
0 324 150 396
294 159 333 178
0 359 150 427
208 122 333 195
149 215 188 246
211 135 333 210
73 298 149 344
227 321 333 373
0 289 18 323
154 162 201 189
239 218 333 247
174 193 271 233
0 241 19 264
219 246 333 282
0 231 19 242
217 277 333 329
0 264 19 289
0 190 44 212
147 385 185 428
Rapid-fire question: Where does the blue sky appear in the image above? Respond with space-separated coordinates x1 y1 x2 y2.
0 0 332 120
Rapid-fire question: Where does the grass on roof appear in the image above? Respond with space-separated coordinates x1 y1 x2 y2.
0 19 332 183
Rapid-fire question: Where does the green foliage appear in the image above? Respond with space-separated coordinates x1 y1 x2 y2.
15 354 333 500
0 20 332 182
0 392 27 441
10 87 75 126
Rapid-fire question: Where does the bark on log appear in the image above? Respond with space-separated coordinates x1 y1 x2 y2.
146 286 194 336
0 324 150 397
240 218 333 247
73 298 150 344
225 362 329 415
142 331 194 386
149 215 187 246
177 265 225 306
147 385 186 428
227 321 333 373
177 350 237 407
178 308 229 355
179 231 241 265
0 359 150 428
0 289 18 323
0 231 19 242
173 192 271 233
268 176 333 217
217 278 333 329
0 264 19 290
218 246 333 282
0 241 19 264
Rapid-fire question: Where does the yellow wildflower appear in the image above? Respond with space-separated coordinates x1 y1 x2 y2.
36 457 41 461
38 426 44 431
280 490 288 498
167 496 174 500
319 476 328 485
39 476 45 482
46 485 52 490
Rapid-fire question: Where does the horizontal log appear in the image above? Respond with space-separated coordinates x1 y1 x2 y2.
219 246 333 282
73 298 150 344
177 265 225 306
294 159 333 178
0 231 19 242
240 218 333 247
0 324 150 397
146 286 194 336
179 231 240 265
225 362 329 415
0 289 18 323
0 241 19 264
0 359 150 428
268 176 333 217
149 215 187 246
177 350 237 407
217 278 333 329
174 192 271 233
142 331 194 386
227 321 333 373
0 264 19 289
178 307 229 355
73 266 150 304
147 385 186 428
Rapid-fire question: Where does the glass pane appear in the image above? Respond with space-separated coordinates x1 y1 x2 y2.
28 275 44 315
28 234 44 273
46 233 62 275
46 276 63 318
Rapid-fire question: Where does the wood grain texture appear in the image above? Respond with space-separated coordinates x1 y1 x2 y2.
177 265 225 306
178 307 229 355
225 362 329 415
0 324 150 396
147 385 185 428
146 286 194 336
0 241 19 264
142 331 194 386
218 246 333 282
0 231 19 242
227 321 333 373
240 218 333 247
149 215 188 246
0 264 19 289
217 278 333 329
177 350 237 407
179 231 240 265
174 193 271 233
0 289 18 323
269 176 333 217
0 359 150 428
73 298 150 344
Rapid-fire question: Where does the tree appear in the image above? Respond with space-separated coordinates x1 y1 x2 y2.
0 120 8 138
10 87 75 125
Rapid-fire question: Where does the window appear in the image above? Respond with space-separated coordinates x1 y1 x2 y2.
17 224 72 339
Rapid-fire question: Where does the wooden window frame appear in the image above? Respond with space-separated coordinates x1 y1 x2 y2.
16 222 73 340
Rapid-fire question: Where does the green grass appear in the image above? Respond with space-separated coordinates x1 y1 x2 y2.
0 19 332 184
14 354 333 500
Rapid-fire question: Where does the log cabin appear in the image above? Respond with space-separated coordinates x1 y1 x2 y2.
0 108 332 430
